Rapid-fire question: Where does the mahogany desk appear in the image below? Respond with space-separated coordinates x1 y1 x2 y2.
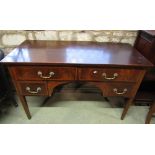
0 40 153 120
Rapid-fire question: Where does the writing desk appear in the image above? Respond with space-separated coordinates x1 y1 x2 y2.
1 40 153 120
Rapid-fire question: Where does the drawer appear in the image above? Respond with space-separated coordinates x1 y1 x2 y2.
17 81 48 96
101 83 135 97
78 68 143 82
10 66 76 81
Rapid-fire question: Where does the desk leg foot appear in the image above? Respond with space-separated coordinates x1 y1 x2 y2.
145 103 155 124
19 95 31 119
145 110 152 124
121 98 133 120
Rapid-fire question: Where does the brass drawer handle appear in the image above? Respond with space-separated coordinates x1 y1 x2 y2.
26 87 41 94
113 88 127 95
37 71 55 79
102 73 118 80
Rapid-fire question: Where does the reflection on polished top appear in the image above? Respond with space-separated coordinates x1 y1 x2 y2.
1 40 153 67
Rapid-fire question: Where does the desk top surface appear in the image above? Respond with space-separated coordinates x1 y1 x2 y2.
1 40 153 67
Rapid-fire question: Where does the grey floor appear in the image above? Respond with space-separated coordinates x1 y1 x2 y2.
0 92 155 124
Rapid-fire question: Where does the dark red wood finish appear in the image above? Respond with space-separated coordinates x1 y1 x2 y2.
78 68 143 82
134 30 155 123
17 81 48 96
10 66 76 81
145 101 155 123
134 30 155 65
1 40 152 67
134 30 155 105
0 40 153 120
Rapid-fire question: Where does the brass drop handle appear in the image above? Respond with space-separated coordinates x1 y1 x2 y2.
102 73 118 80
113 88 127 95
26 87 41 94
37 71 55 79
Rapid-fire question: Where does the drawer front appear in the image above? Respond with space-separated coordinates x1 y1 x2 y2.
78 68 143 82
102 83 135 97
11 66 76 81
17 81 48 96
